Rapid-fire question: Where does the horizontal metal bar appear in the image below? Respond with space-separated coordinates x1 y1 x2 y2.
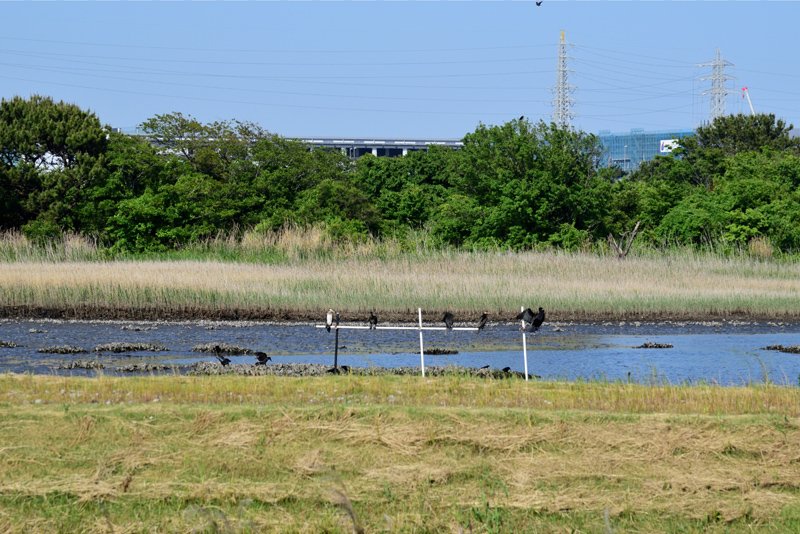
315 325 371 330
315 325 479 331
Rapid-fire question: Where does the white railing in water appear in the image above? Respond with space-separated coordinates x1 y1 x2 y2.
316 307 533 380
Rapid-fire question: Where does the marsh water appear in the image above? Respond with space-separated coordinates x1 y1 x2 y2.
2 318 800 385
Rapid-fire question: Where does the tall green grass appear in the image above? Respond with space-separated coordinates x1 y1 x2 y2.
3 374 800 415
3 227 798 264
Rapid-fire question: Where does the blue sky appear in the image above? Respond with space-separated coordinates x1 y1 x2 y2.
1 1 798 139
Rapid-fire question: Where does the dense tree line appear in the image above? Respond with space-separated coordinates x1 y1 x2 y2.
2 95 800 254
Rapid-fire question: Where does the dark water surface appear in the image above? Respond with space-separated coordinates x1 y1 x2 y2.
1 318 799 386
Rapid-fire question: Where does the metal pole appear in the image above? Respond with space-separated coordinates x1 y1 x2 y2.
521 306 529 381
333 325 339 370
418 307 426 377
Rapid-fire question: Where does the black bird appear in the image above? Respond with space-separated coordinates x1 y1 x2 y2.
531 307 546 331
516 308 535 324
477 312 489 331
368 311 378 330
502 366 511 373
213 345 231 367
254 351 271 365
535 1 543 6
519 115 525 121
442 311 455 330
479 365 490 370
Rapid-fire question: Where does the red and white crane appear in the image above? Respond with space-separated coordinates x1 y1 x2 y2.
741 87 756 115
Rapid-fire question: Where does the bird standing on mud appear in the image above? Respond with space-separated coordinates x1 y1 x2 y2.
213 345 231 367
442 311 455 330
326 309 335 332
477 312 489 331
369 311 378 330
254 352 271 365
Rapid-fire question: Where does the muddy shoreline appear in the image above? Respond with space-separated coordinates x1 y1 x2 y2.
1 304 797 324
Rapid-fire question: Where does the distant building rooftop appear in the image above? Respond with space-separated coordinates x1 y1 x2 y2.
122 125 702 168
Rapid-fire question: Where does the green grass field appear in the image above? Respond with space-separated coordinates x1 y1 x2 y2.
1 374 800 533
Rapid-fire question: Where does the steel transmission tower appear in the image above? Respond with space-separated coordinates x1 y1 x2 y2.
552 30 574 128
698 49 733 122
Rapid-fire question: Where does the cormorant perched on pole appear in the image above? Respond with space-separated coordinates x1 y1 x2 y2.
254 352 271 365
516 308 534 324
516 307 545 332
368 311 378 330
530 307 546 332
326 309 335 332
213 345 231 367
477 312 489 331
442 311 455 330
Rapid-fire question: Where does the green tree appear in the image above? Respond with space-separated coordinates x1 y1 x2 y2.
452 118 610 248
295 178 380 238
139 112 266 181
250 136 351 230
0 95 109 239
656 190 730 247
692 113 800 156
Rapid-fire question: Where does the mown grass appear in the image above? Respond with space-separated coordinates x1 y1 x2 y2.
1 375 800 532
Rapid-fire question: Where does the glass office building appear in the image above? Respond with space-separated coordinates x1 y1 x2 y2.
597 129 695 171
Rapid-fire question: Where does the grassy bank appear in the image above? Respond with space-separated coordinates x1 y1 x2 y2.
1 248 799 321
1 375 799 532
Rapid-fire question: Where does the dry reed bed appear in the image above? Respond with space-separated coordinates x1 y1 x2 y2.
1 251 799 319
1 375 799 532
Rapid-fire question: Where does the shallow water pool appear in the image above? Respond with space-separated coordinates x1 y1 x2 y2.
0 318 798 386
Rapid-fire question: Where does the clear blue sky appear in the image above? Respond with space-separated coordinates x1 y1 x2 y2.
1 1 798 139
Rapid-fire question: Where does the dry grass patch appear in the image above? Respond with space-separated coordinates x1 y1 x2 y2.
1 375 800 531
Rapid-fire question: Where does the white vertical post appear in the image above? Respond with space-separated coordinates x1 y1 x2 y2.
521 306 529 381
418 307 426 377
